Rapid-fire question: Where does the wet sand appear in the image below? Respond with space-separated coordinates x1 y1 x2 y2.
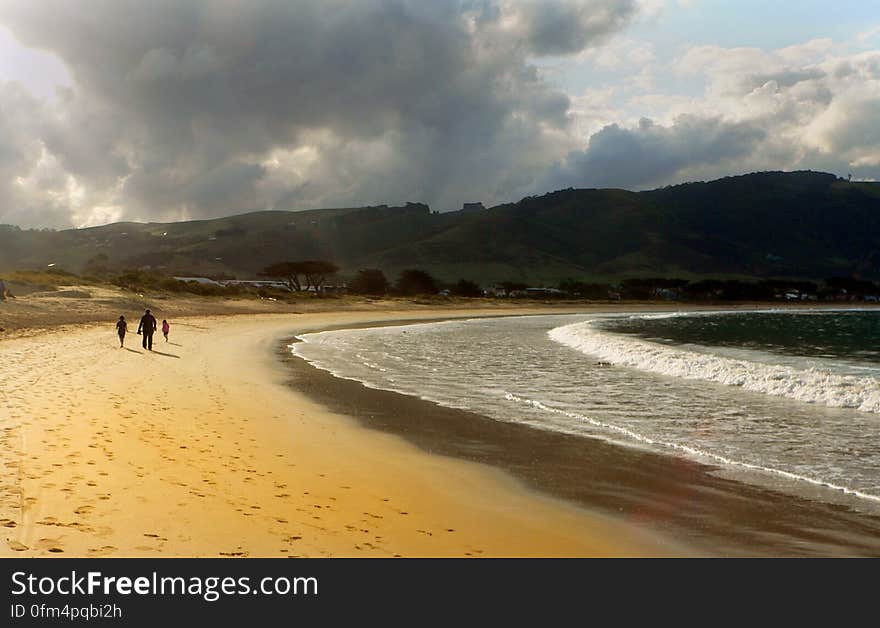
284 319 880 557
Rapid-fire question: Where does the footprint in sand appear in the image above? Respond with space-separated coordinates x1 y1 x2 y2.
93 526 114 538
36 538 64 552
87 546 117 556
143 533 168 541
7 540 28 551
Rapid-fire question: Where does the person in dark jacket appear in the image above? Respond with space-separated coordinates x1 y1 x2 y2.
137 309 158 351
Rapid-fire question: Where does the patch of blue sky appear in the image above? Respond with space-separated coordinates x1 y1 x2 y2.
635 0 879 50
535 0 879 109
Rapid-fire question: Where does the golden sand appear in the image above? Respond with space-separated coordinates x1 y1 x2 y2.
0 309 683 557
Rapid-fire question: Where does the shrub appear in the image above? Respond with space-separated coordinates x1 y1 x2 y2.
395 269 438 296
349 269 390 295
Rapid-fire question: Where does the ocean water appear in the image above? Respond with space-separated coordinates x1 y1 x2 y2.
291 310 880 513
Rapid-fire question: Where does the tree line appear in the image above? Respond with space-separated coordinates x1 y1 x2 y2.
63 252 880 302
259 264 448 296
262 261 880 301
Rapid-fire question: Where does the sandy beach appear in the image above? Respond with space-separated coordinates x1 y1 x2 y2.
1 307 692 558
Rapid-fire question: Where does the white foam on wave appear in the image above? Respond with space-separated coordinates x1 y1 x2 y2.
504 392 880 504
548 319 880 414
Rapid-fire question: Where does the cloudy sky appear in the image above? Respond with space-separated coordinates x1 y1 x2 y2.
0 0 878 228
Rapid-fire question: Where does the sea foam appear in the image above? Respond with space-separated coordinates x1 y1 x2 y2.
548 319 880 414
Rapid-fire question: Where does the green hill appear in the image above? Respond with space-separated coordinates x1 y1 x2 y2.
2 171 879 284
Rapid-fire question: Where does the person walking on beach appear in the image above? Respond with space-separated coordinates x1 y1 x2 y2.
137 309 158 351
162 319 170 342
116 315 127 348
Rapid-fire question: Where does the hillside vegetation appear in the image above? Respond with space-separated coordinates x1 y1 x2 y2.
2 171 878 284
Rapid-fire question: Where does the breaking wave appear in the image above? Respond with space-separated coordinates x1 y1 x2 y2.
548 319 880 414
503 391 880 504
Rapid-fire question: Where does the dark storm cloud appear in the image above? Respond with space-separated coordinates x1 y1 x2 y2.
0 0 638 227
496 0 638 56
542 115 767 190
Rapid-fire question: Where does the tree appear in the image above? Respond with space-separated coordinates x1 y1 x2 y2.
558 279 613 299
299 260 339 293
453 279 482 297
259 260 338 292
349 269 389 295
396 269 438 296
825 276 877 296
260 262 304 292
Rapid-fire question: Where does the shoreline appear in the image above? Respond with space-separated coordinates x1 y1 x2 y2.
282 312 880 557
3 290 871 340
1 307 688 557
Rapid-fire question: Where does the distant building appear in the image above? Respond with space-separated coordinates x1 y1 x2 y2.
783 289 818 301
653 287 679 300
484 285 521 297
173 277 296 291
525 288 565 297
173 276 222 286
308 284 348 295
221 279 291 291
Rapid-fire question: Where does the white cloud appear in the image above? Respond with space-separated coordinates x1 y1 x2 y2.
540 31 880 191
